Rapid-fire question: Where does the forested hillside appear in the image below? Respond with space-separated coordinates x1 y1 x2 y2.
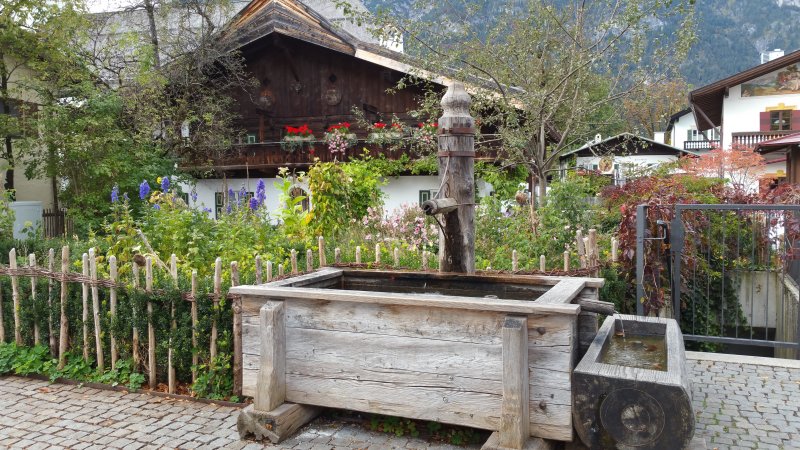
363 0 800 87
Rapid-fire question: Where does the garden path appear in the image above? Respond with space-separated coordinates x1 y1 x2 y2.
0 352 798 449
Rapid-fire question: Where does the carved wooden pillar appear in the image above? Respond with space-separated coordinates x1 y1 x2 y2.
425 83 475 273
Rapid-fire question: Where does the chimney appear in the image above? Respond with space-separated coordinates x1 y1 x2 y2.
653 131 665 144
761 49 785 64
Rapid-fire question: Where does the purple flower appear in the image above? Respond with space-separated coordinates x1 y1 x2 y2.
161 176 170 192
256 179 266 206
123 192 129 202
249 197 258 210
190 189 198 203
228 187 235 203
139 180 150 200
226 203 232 214
203 207 212 213
153 204 160 210
111 185 119 203
239 186 247 204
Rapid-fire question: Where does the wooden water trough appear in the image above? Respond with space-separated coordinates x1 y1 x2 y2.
231 268 605 449
572 314 695 449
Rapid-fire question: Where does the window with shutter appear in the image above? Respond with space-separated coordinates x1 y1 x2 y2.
760 111 771 132
792 110 800 130
770 110 792 131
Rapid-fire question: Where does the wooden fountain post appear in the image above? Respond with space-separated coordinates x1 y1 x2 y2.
422 82 475 273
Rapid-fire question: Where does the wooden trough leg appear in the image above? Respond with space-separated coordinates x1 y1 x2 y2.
482 315 556 450
237 300 320 443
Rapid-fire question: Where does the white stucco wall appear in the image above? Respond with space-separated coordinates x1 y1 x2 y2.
184 175 490 220
671 112 698 151
721 83 800 149
575 154 679 173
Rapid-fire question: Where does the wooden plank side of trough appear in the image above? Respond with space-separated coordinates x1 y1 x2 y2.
230 285 581 315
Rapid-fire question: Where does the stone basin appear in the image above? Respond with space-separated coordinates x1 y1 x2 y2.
572 314 695 449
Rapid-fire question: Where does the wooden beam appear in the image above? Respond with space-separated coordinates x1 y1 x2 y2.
255 300 286 412
500 316 529 449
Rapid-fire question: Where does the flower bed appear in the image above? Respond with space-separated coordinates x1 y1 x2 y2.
367 122 404 145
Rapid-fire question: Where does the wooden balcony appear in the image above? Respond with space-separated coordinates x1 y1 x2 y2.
732 130 797 148
684 140 719 151
180 140 499 176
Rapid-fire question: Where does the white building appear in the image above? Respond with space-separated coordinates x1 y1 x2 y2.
689 48 800 182
665 108 720 153
558 133 697 185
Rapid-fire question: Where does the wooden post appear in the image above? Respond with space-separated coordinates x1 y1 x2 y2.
375 243 381 265
146 256 156 390
58 246 69 369
266 260 273 282
231 261 242 398
89 248 103 372
576 230 585 258
540 254 546 272
355 246 361 264
255 255 263 284
611 237 619 263
109 256 118 370
564 250 570 271
393 247 400 267
278 264 284 277
132 262 140 369
290 250 298 274
512 250 518 272
318 236 326 267
500 315 529 449
9 248 20 345
588 229 598 276
306 249 313 272
191 269 198 383
168 254 178 394
82 252 89 361
211 257 221 360
255 301 286 412
29 253 40 345
47 249 55 356
334 248 341 264
432 83 475 274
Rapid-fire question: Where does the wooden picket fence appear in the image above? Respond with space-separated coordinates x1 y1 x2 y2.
0 230 618 398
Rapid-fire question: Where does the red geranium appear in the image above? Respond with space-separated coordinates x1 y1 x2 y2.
285 124 312 136
327 122 351 132
373 122 387 129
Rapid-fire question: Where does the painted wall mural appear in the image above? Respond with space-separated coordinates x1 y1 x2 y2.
741 64 800 97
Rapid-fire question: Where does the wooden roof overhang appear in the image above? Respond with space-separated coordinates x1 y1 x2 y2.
754 131 800 155
560 133 696 159
689 49 800 132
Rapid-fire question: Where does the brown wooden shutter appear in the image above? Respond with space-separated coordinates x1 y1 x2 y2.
760 111 771 131
792 110 800 131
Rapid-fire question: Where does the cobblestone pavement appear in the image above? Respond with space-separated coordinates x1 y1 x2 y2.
688 352 800 450
0 352 799 449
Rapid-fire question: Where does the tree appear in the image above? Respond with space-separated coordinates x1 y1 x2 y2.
341 0 696 205
622 78 692 138
0 0 85 193
680 143 766 192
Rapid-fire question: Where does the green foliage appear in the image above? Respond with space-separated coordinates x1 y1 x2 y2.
0 190 14 238
191 354 235 401
307 160 385 239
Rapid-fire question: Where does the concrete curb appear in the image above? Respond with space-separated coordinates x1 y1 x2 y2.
687 351 800 369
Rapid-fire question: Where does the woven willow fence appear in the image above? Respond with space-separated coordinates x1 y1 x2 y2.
0 231 616 398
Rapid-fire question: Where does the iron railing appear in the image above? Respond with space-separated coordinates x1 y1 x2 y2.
636 204 800 357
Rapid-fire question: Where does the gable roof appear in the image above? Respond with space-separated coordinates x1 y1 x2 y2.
689 48 800 131
664 107 692 134
560 132 698 159
221 0 358 54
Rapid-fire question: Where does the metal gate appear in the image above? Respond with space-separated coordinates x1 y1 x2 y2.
636 204 800 357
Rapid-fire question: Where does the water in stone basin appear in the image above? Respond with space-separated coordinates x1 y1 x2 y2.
599 333 668 371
